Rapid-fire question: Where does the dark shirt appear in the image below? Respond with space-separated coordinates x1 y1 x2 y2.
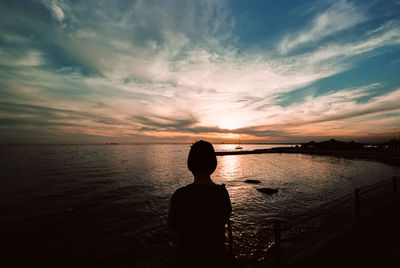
168 183 232 267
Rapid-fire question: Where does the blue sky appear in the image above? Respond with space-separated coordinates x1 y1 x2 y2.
0 0 399 143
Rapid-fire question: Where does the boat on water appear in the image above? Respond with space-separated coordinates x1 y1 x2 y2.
235 139 243 149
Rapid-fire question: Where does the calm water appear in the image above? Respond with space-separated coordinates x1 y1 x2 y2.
1 144 399 266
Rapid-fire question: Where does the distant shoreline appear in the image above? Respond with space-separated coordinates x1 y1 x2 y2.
0 142 298 146
216 147 400 167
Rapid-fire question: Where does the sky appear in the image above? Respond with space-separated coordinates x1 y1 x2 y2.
0 0 399 144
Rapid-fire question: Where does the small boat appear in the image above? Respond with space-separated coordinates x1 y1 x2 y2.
235 138 242 149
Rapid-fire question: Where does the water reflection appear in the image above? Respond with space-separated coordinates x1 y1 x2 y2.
217 155 240 180
215 144 239 151
213 143 297 152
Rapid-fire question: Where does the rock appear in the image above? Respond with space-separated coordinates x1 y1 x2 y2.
244 179 262 184
257 188 278 194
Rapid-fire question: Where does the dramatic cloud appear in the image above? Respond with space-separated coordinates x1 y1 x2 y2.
0 0 399 143
41 0 65 23
278 0 367 54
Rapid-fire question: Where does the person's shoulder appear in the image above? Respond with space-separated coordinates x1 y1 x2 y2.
205 183 229 195
218 183 230 197
193 183 225 190
174 183 226 194
172 184 192 197
218 183 227 191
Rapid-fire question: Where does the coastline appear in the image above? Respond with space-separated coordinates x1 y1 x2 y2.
216 147 400 167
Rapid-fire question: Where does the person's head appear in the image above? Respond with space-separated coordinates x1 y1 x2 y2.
187 140 217 176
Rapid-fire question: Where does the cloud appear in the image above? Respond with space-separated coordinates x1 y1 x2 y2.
41 0 65 23
236 85 400 139
133 114 199 131
306 21 400 63
0 0 399 143
0 49 44 66
278 0 367 54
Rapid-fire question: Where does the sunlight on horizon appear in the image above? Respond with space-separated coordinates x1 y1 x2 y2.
0 0 399 144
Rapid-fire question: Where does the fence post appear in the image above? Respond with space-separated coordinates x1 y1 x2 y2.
354 188 361 218
393 177 398 196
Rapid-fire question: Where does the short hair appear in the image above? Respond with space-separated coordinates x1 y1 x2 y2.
187 140 217 175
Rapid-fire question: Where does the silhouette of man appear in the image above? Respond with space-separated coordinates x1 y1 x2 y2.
168 140 232 267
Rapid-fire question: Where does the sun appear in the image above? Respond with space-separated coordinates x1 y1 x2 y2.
218 120 239 130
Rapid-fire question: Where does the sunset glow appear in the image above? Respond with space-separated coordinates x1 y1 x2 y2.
0 0 399 143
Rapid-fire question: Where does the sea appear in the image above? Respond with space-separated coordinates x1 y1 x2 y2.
1 144 399 267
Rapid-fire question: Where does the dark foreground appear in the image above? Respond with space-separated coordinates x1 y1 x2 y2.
287 199 400 268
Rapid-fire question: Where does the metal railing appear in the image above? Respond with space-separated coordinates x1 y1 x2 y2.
242 176 400 267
